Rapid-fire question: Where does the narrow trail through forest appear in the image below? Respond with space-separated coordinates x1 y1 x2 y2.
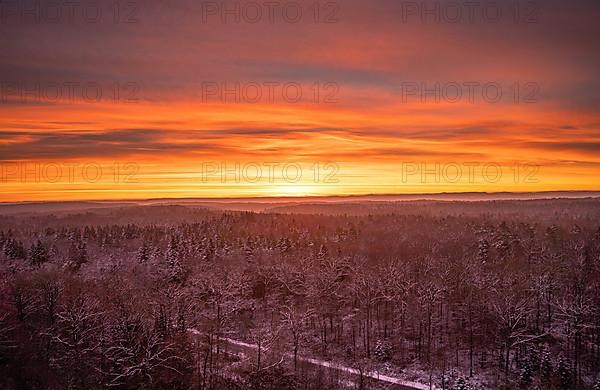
188 328 433 390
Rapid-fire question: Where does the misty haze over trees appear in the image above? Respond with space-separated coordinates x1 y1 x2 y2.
0 198 599 389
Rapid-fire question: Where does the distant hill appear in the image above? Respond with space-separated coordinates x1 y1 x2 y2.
1 191 599 215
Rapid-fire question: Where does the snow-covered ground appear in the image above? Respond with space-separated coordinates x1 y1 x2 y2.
187 328 434 389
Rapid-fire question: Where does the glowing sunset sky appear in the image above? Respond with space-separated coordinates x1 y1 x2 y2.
0 0 599 201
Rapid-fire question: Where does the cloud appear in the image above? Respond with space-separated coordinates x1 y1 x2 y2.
1 0 599 199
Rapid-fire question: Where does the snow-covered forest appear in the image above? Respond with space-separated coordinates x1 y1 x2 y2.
0 199 599 389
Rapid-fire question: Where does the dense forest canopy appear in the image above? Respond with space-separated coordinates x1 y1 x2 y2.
0 198 599 389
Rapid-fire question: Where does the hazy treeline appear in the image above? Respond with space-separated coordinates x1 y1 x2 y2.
0 200 599 389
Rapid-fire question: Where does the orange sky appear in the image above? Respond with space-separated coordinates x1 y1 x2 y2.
1 0 599 201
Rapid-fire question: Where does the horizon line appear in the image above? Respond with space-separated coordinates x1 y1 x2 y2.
2 190 600 206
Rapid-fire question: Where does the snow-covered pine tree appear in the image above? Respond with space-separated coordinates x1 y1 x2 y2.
165 235 184 283
477 238 490 263
454 376 472 390
557 355 572 390
65 236 88 271
136 241 150 264
28 239 49 266
539 346 552 384
4 238 26 260
373 339 392 362
519 356 534 389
